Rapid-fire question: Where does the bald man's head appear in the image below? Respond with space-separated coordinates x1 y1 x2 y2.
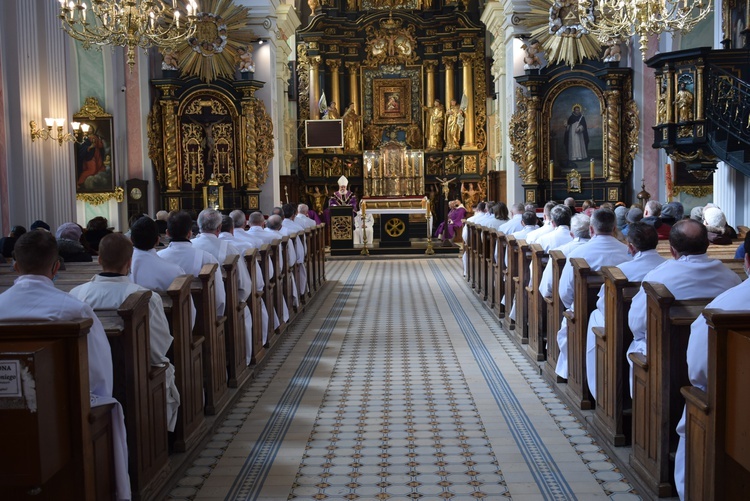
669 219 709 257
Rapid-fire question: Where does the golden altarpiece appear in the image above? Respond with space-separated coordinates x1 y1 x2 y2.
296 3 488 226
510 61 638 205
148 74 272 213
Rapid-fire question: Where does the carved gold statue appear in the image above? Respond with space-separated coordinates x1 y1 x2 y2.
424 99 445 151
306 185 329 214
444 99 464 150
342 103 362 152
675 82 694 122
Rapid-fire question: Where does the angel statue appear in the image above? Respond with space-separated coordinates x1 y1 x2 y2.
445 95 467 150
237 46 255 72
602 42 622 62
161 48 179 71
522 39 542 70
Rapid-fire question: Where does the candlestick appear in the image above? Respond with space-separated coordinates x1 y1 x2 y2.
589 158 595 180
549 160 554 181
665 162 673 202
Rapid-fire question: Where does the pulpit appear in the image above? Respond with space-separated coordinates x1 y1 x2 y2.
330 205 354 250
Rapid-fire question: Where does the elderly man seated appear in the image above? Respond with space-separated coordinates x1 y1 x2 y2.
584 222 665 400
626 219 742 395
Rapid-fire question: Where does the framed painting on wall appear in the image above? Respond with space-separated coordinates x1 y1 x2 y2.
73 97 115 194
372 78 411 125
548 84 603 179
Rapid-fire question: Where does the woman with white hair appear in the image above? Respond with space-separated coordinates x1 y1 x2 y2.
703 206 737 245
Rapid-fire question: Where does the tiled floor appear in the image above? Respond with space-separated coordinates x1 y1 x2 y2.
168 258 641 501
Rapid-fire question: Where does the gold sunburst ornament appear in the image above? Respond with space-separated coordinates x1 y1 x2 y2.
519 0 603 67
172 0 255 83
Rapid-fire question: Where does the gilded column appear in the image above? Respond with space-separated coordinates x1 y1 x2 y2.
524 96 539 184
665 69 674 123
695 65 705 120
460 53 476 150
327 59 341 110
424 60 438 106
242 98 258 190
157 84 181 193
346 61 360 112
604 89 622 183
443 56 457 109
310 56 321 119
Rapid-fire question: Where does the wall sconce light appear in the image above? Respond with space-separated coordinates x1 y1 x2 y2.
29 119 90 146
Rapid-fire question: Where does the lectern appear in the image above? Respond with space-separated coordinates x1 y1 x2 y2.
330 206 354 250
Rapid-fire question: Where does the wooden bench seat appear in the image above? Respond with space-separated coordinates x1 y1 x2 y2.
526 244 548 361
682 310 750 500
543 250 567 384
0 319 115 500
221 255 251 390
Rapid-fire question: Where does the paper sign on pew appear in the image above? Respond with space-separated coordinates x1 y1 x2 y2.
0 360 22 397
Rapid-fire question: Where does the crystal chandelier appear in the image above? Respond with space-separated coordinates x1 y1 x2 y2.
578 0 712 60
58 0 199 69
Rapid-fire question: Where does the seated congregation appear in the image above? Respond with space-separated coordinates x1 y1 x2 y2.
462 198 749 500
0 204 326 500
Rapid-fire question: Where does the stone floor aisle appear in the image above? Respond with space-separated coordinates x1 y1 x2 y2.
168 258 641 501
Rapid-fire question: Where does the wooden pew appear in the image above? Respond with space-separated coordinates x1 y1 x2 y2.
513 239 532 346
481 227 494 303
682 310 750 500
258 243 278 344
221 255 251 390
191 263 229 416
0 319 115 500
97 290 169 501
493 232 507 318
315 224 326 289
562 257 602 410
464 223 476 287
243 248 266 365
591 266 638 447
543 250 567 384
303 228 313 302
526 244 548 361
502 235 519 332
475 226 485 299
629 282 713 497
271 238 286 336
163 276 205 454
281 235 297 321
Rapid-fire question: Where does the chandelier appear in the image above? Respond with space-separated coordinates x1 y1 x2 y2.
58 0 199 69
578 0 712 60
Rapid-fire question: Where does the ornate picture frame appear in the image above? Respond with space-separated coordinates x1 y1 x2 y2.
73 97 115 194
372 78 411 125
567 169 582 193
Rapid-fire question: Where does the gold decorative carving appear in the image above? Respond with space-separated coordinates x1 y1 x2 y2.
253 99 274 187
668 148 718 164
364 124 383 150
427 156 443 175
566 169 582 193
384 217 406 237
162 100 179 191
211 123 235 185
361 0 420 9
445 154 462 174
331 215 353 240
147 102 164 186
76 187 124 206
172 0 255 83
247 194 259 209
525 189 536 203
182 123 206 189
624 98 639 179
326 59 341 71
185 98 228 115
242 100 258 189
520 0 603 67
310 158 323 177
364 15 420 66
608 188 619 201
168 197 180 211
509 87 530 181
472 41 487 151
464 155 478 174
75 96 112 120
523 96 540 184
672 185 713 198
604 89 621 182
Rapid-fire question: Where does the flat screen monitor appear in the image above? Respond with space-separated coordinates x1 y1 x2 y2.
305 119 344 148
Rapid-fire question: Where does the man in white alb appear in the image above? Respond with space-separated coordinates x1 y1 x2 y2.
539 213 590 299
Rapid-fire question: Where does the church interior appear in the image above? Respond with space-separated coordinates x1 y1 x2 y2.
1 0 750 499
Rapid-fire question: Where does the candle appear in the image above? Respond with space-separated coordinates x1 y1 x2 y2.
590 158 595 180
549 160 554 181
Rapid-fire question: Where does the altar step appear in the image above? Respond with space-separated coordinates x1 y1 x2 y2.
330 242 460 256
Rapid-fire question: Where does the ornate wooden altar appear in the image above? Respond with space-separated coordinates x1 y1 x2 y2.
511 61 637 205
296 4 488 225
148 74 272 213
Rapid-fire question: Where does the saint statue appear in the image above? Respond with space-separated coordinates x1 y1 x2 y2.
563 105 589 162
444 99 464 150
461 182 481 209
329 175 358 212
306 186 329 214
324 101 340 119
342 103 362 153
675 83 694 122
424 99 445 151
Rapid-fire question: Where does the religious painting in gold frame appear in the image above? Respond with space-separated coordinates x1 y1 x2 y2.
372 78 411 125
